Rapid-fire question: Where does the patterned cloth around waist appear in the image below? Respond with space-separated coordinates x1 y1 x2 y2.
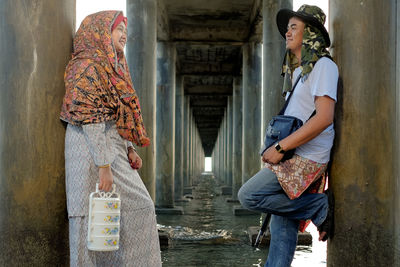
265 154 327 200
265 154 328 232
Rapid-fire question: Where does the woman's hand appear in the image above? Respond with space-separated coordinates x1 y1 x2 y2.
128 149 142 170
99 166 113 192
262 146 284 164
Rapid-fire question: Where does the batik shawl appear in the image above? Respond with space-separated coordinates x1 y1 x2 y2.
265 155 327 232
60 10 150 147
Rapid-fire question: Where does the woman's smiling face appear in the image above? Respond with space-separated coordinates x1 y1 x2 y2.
111 21 127 53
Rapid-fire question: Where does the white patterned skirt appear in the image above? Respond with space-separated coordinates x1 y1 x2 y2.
65 123 161 266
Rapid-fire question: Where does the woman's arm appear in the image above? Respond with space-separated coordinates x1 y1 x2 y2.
126 142 142 169
262 95 335 164
82 123 114 191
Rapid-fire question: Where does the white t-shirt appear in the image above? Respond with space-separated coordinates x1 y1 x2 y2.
284 57 339 163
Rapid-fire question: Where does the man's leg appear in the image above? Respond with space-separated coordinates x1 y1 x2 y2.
264 215 299 267
238 168 327 226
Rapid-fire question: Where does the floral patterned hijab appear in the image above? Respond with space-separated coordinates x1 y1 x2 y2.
281 22 331 96
60 11 150 147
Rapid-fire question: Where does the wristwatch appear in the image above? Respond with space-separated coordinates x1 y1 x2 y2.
274 142 285 154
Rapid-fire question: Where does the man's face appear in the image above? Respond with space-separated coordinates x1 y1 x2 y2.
285 17 305 54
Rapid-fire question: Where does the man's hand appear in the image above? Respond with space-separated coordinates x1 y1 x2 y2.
99 166 113 192
128 149 142 170
262 146 284 164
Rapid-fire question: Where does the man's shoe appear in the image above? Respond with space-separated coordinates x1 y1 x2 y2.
317 189 334 241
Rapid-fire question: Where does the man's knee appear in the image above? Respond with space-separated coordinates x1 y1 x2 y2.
238 185 255 210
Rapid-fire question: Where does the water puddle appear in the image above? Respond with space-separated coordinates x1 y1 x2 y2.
157 174 326 266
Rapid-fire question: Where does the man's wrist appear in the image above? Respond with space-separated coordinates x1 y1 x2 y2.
274 142 285 154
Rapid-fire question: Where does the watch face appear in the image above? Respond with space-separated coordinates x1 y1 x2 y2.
274 143 284 153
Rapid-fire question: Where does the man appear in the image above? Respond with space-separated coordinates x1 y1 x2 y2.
238 5 337 267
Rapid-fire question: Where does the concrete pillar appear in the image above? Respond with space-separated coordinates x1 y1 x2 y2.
242 43 262 184
232 78 243 201
183 96 190 188
189 112 194 185
222 113 227 183
219 123 224 183
214 137 219 179
262 0 292 130
222 97 233 196
328 1 399 266
155 42 182 214
0 0 75 264
126 0 157 200
227 96 233 186
174 76 184 201
221 115 226 184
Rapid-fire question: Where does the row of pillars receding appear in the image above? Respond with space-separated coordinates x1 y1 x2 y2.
1 0 400 265
127 3 205 213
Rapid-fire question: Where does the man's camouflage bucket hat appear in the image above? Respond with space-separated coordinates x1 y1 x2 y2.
276 4 330 47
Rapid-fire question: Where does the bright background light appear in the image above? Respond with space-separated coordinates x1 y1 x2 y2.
204 157 212 172
76 0 126 31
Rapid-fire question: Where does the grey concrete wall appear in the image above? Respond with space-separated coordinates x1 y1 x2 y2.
0 0 75 264
328 0 399 266
156 42 176 208
174 76 184 200
242 43 262 183
232 78 243 200
262 0 292 130
126 0 157 200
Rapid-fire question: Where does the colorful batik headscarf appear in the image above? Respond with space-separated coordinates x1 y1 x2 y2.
60 11 150 147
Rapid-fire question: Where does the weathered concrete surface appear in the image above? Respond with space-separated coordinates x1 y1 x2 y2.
262 0 291 130
164 0 261 42
174 76 184 200
232 78 243 200
126 0 157 200
0 0 75 265
242 43 262 184
156 42 176 208
329 0 400 266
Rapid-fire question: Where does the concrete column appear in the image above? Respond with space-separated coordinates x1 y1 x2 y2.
155 42 182 214
262 0 292 130
222 98 233 196
189 113 194 185
227 96 233 186
241 43 262 184
174 76 184 201
183 96 190 189
222 113 227 183
126 0 157 200
328 1 399 266
232 78 243 201
217 127 222 182
221 114 226 184
214 137 219 179
219 124 224 183
0 0 75 264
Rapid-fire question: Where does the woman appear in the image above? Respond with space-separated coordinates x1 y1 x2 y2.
60 11 161 266
238 5 337 267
